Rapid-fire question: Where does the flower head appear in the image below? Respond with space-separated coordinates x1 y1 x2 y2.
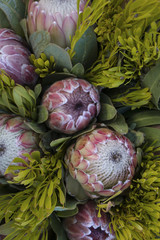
65 127 137 198
0 28 38 86
27 0 87 48
42 78 100 134
0 114 39 178
63 200 115 240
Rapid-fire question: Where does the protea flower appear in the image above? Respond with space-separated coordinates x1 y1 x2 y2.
63 200 115 240
27 0 87 48
65 127 138 198
0 114 39 178
41 78 100 134
0 28 38 86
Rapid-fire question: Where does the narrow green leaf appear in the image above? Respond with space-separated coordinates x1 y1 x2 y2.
20 195 32 212
50 137 70 148
39 186 48 208
48 181 54 197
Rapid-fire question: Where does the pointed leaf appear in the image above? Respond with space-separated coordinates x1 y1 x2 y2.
50 137 70 148
37 105 48 123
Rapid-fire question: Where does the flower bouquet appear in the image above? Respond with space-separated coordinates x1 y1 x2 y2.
0 0 160 239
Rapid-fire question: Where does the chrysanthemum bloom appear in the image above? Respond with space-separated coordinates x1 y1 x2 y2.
27 0 87 48
42 78 100 134
63 200 115 240
65 128 137 198
0 114 39 178
0 28 38 86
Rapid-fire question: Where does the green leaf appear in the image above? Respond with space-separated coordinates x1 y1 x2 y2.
13 86 34 105
34 84 42 99
98 103 117 121
29 31 51 58
0 0 25 36
139 127 160 147
20 195 32 212
44 43 72 71
65 173 89 201
20 18 29 43
55 197 84 218
50 213 68 240
142 61 160 109
39 186 48 208
126 110 160 128
37 105 48 124
108 113 128 134
71 63 85 77
0 9 10 28
50 137 70 148
72 26 98 70
24 121 46 134
0 221 15 235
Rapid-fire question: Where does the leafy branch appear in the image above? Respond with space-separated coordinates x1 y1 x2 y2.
0 70 41 120
0 150 65 239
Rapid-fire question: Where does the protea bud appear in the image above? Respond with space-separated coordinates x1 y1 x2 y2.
63 200 115 240
27 0 87 48
41 78 100 134
0 114 39 178
65 127 137 198
0 28 38 86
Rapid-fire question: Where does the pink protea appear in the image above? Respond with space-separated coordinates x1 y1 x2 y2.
27 0 87 48
0 28 38 86
63 200 115 240
0 114 39 177
65 127 138 198
42 78 100 134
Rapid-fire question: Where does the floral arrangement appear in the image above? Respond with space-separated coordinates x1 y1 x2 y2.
0 0 160 239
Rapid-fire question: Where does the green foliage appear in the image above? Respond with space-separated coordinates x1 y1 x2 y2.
87 0 160 88
69 0 110 58
0 71 41 120
0 0 25 37
112 86 152 109
30 53 56 78
0 151 65 239
97 143 160 240
142 60 160 109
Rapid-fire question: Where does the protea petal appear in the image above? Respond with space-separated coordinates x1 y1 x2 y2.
0 114 39 177
42 78 100 134
0 28 37 86
65 127 138 198
49 21 66 48
63 201 115 240
27 0 88 48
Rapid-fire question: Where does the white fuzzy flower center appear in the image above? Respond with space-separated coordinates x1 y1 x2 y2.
0 126 24 175
39 0 78 16
87 140 132 188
